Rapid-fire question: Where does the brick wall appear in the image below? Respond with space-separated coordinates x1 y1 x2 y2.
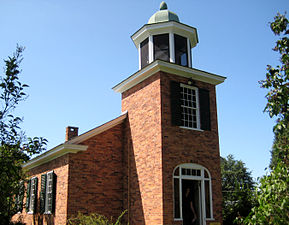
122 72 164 225
67 123 125 221
121 71 223 225
160 72 223 225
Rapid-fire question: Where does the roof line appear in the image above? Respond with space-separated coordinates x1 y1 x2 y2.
67 111 127 144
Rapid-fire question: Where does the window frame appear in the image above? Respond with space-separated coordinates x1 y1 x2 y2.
173 163 214 222
179 83 201 130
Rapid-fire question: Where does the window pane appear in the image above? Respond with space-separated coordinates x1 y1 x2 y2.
140 38 149 69
153 34 169 62
181 85 199 128
205 180 211 218
174 167 179 176
174 178 180 218
174 34 188 66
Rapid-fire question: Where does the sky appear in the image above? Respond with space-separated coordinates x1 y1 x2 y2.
0 0 288 179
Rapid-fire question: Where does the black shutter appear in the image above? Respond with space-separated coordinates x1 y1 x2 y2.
16 181 24 212
171 81 182 126
30 177 38 213
46 171 56 213
25 179 31 212
199 89 211 131
40 174 47 214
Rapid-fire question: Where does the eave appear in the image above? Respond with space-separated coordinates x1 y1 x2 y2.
112 60 226 94
23 112 127 171
22 144 88 171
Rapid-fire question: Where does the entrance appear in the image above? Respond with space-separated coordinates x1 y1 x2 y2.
173 164 213 224
182 180 202 225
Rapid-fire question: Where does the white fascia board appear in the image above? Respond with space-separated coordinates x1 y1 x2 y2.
112 60 226 94
67 112 127 145
131 21 198 48
23 144 88 171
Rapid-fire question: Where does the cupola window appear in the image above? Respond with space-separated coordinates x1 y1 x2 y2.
174 34 188 67
140 38 149 69
153 33 170 61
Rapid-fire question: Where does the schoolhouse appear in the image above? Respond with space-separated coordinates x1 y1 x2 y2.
13 2 225 225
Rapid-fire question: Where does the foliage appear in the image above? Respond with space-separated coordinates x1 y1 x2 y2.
0 46 47 224
221 155 255 225
239 13 289 225
241 163 289 225
67 210 127 225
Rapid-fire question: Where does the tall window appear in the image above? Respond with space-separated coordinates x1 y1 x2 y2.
26 177 38 214
153 33 170 61
171 81 211 131
40 171 56 214
140 38 149 69
173 164 213 223
180 84 200 129
174 34 188 66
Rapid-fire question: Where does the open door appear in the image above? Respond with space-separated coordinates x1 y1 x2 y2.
182 180 203 225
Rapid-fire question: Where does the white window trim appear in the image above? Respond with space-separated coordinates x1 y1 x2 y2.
180 83 201 130
173 163 214 223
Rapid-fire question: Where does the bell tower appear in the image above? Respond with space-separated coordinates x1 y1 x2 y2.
132 1 198 69
113 2 225 225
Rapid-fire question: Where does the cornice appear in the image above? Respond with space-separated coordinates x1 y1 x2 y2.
112 60 226 93
23 144 88 171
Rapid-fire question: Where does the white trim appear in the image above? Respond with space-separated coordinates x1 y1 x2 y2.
187 38 192 67
112 60 226 94
23 144 88 171
169 32 175 63
23 113 127 171
173 163 214 223
138 43 141 70
131 21 198 49
148 35 153 63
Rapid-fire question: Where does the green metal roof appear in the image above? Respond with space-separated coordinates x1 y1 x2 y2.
148 1 180 24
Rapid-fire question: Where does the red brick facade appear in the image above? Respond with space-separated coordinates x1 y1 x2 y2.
13 67 223 225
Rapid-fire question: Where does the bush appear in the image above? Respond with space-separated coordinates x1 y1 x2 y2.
67 210 127 225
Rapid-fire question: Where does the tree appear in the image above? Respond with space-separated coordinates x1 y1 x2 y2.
0 46 47 224
221 155 255 225
240 13 289 225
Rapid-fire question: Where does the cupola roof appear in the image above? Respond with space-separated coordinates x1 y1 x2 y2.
148 1 179 24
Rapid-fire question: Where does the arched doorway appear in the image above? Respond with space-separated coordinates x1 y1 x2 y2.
173 163 213 225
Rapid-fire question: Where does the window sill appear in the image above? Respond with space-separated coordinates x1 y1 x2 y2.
206 218 215 221
180 126 204 132
174 218 182 221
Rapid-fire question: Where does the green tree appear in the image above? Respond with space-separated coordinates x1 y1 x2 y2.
221 155 255 225
241 13 289 225
0 46 47 224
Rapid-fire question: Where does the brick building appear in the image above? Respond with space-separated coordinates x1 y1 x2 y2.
13 2 225 225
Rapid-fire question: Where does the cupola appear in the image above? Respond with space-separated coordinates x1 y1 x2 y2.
131 1 198 70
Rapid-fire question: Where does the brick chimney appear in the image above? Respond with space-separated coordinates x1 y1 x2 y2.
65 126 79 142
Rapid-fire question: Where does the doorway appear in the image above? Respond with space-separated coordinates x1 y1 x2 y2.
182 179 202 225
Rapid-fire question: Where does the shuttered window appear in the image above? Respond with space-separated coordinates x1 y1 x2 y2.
27 177 38 213
15 181 24 213
45 171 56 214
25 180 31 212
40 174 47 214
171 81 211 130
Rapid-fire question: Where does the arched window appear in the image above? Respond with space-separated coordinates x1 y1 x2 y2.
173 163 213 224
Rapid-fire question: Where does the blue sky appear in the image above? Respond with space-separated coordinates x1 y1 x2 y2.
0 0 288 179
